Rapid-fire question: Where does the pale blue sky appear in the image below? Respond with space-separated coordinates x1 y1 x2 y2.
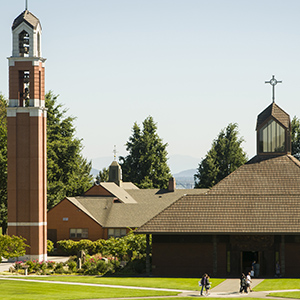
1 0 300 172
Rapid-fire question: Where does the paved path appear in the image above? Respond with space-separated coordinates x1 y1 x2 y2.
1 273 300 299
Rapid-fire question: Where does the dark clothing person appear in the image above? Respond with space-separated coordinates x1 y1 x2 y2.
239 273 247 293
200 274 207 296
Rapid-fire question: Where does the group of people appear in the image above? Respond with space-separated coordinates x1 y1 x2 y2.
239 271 252 293
199 273 211 296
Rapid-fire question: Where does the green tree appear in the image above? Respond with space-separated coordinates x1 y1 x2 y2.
0 94 7 234
291 116 300 160
120 116 171 189
46 91 93 209
96 168 109 183
195 123 247 188
0 235 29 262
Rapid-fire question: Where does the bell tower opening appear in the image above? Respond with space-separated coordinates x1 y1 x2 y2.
19 30 30 57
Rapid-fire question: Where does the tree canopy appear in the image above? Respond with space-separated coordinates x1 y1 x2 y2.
119 116 171 189
194 123 247 188
96 168 109 183
46 91 93 209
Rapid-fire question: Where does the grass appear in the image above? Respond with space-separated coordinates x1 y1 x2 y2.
254 278 300 291
18 276 225 291
269 291 300 299
0 279 178 300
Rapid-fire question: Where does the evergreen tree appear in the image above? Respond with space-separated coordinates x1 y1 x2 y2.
291 116 300 160
0 94 7 233
46 91 93 209
96 167 109 183
120 116 171 189
194 123 247 188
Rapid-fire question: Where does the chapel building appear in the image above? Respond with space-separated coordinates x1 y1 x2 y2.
137 97 300 278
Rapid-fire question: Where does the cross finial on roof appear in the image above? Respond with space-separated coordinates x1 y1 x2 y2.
113 145 118 161
265 75 282 103
25 0 28 10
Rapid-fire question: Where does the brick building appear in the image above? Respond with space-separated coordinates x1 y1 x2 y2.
47 160 207 243
137 101 300 278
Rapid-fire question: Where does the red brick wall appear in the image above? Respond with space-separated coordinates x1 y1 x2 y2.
47 199 107 242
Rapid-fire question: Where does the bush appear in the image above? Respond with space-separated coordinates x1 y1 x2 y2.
47 240 54 254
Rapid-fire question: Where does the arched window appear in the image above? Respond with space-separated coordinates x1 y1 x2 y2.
19 30 29 56
259 119 285 153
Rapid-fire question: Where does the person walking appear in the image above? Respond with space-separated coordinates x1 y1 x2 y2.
200 273 207 296
239 273 247 293
205 275 211 296
246 271 252 292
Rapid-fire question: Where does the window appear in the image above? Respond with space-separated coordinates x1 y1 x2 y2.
259 119 285 153
108 228 127 238
19 30 30 56
70 228 88 239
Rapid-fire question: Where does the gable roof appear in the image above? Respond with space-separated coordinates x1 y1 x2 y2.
137 154 300 234
12 10 41 30
101 182 137 203
61 188 208 228
256 102 290 130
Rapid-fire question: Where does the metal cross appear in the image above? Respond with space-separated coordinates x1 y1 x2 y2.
113 145 118 161
265 75 282 103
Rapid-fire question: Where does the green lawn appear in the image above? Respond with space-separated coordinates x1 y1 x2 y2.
269 291 300 299
19 276 224 291
0 279 178 300
254 279 300 291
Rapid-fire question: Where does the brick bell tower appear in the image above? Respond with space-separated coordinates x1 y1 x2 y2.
7 8 47 261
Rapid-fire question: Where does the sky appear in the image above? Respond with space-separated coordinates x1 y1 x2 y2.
1 0 300 173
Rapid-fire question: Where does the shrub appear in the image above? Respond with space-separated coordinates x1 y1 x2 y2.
57 240 77 255
47 240 54 254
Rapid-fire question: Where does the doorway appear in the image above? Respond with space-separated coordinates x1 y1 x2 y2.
241 251 258 274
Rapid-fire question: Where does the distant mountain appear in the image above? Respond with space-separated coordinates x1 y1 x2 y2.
90 154 200 177
91 168 99 177
91 156 113 171
168 155 200 174
173 169 197 178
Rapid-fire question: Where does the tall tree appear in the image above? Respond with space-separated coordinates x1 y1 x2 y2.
0 94 7 234
120 116 171 189
96 168 109 183
291 116 300 160
194 123 247 188
46 91 93 209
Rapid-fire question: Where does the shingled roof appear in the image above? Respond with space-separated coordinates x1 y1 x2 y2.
208 154 300 195
256 102 290 130
64 188 208 228
12 10 41 30
137 154 300 234
136 194 300 234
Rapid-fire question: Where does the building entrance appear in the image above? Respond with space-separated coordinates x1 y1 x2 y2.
241 251 260 276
